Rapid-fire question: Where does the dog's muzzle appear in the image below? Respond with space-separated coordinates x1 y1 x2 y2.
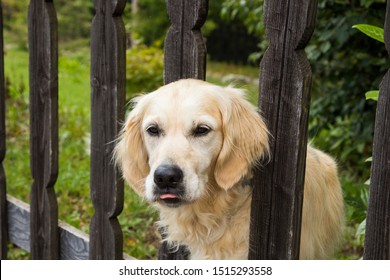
153 164 185 207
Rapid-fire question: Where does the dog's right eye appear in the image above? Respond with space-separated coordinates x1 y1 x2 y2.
146 125 160 136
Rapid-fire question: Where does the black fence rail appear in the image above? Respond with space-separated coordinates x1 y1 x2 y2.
0 0 389 260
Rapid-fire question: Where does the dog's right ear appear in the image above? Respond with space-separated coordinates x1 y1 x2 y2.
214 87 269 190
114 96 149 195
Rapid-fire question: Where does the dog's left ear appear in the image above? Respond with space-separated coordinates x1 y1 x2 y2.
214 87 269 190
114 96 150 195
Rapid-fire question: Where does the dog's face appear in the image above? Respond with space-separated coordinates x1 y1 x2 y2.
115 79 269 208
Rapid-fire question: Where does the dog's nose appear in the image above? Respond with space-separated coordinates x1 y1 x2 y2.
154 165 183 188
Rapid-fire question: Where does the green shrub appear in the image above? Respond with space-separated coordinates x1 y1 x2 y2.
125 44 164 100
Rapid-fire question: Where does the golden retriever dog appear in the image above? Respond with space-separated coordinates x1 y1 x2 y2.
114 79 344 259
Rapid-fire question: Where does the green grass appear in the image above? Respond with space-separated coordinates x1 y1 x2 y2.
3 41 366 260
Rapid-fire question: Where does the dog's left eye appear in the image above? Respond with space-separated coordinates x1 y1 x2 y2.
146 125 161 136
193 125 211 137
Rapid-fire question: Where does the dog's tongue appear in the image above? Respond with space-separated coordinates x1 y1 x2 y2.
160 193 177 199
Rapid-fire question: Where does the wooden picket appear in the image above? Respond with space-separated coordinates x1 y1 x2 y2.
0 0 7 260
28 0 59 260
163 0 208 84
363 2 390 260
89 0 126 260
250 0 318 260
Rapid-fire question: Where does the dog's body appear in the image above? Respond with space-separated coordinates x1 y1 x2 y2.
115 79 344 259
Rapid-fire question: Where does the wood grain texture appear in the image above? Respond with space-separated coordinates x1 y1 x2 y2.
158 0 208 260
164 0 208 84
28 0 59 260
0 0 8 260
89 0 126 260
59 221 89 260
363 2 390 260
7 195 134 260
249 0 317 259
7 196 31 252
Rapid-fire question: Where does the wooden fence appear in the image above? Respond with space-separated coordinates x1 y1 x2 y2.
0 0 389 260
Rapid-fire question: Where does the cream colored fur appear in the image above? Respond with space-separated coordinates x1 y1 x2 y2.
114 79 344 259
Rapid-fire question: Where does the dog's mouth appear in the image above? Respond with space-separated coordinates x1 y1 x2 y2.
157 192 184 208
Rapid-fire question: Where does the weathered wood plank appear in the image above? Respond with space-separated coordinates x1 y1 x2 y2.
0 0 7 260
89 0 126 260
7 195 30 252
28 0 59 259
7 195 135 260
364 2 390 260
59 221 89 260
164 0 208 84
159 0 208 260
7 197 90 259
250 0 317 259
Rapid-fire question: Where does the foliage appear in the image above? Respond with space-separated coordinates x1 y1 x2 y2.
221 0 264 36
2 0 28 49
220 0 266 62
353 24 385 43
221 0 387 178
2 0 95 44
55 0 95 42
131 0 169 45
365 90 379 101
130 0 260 64
125 43 164 99
206 1 260 64
346 22 385 255
302 1 386 178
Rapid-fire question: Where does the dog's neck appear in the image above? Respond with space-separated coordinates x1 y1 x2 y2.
157 178 252 259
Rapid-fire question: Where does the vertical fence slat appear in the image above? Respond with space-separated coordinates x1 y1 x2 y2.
364 2 390 260
250 0 317 259
159 0 208 260
0 0 7 260
89 0 126 260
28 0 59 259
163 0 208 84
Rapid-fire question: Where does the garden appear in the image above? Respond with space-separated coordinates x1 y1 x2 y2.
1 0 388 259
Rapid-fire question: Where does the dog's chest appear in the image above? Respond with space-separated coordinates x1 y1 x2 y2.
159 192 252 260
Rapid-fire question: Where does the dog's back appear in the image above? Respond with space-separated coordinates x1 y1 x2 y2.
299 147 344 259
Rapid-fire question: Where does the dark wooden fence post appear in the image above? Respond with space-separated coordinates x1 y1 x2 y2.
28 0 59 259
249 0 318 259
89 0 126 260
364 2 390 260
158 0 208 260
163 0 208 84
0 0 7 260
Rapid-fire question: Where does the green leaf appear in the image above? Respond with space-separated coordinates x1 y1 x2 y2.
353 24 384 43
365 90 379 101
355 218 366 238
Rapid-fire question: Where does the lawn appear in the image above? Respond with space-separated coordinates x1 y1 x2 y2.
3 40 365 260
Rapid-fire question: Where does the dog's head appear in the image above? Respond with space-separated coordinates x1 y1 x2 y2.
114 79 269 208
